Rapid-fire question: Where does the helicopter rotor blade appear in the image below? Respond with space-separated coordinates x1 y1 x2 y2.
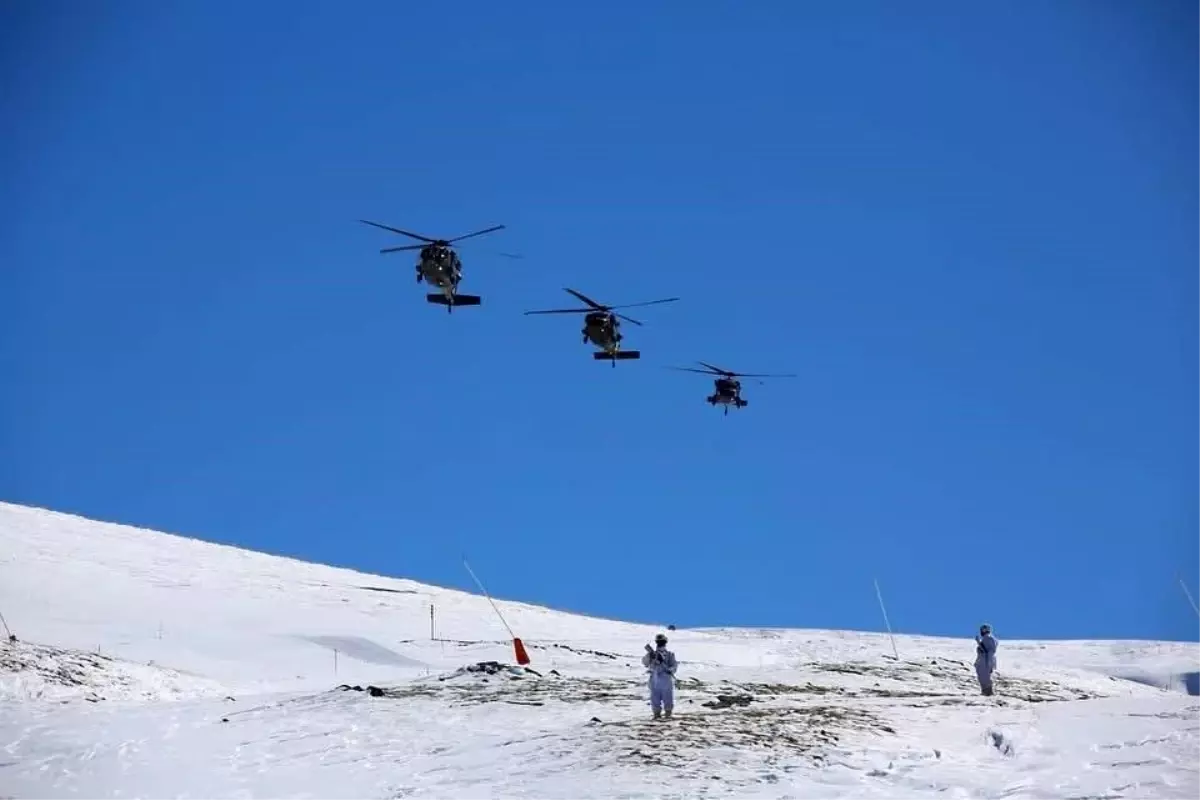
732 372 799 379
608 296 681 312
666 366 720 375
696 360 797 379
359 219 437 243
563 288 607 310
523 307 591 316
379 244 425 254
448 224 505 244
697 360 736 376
536 289 674 324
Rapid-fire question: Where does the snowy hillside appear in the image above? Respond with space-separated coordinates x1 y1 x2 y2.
1 501 1196 799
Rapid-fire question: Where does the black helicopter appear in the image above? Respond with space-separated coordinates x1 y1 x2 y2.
524 288 679 367
359 219 507 312
669 361 797 415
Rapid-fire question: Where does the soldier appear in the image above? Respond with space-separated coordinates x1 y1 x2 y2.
975 623 998 696
642 633 678 719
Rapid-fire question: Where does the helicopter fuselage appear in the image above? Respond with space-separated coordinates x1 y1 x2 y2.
523 287 671 365
417 245 462 295
583 311 623 353
708 377 748 413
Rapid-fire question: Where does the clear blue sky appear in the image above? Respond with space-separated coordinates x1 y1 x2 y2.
3 1 1196 643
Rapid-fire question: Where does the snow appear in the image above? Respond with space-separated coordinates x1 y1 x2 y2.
1 501 1197 799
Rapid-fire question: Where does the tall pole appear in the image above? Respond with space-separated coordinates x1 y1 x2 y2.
1179 576 1200 620
874 578 899 659
463 558 517 639
463 557 531 665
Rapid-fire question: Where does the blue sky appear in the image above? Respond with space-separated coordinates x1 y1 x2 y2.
3 1 1196 643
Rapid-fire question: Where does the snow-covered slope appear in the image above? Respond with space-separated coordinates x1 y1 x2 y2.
1 501 1196 799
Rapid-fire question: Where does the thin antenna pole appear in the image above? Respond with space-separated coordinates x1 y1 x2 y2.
1179 576 1200 619
0 609 13 642
463 558 517 639
874 578 899 659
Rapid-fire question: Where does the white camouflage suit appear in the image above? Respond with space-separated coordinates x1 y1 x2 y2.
642 636 678 718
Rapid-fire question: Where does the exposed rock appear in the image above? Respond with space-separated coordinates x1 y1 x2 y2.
702 694 754 710
531 643 623 660
466 661 508 675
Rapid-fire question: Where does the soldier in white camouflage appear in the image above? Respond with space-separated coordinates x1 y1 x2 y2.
642 633 678 719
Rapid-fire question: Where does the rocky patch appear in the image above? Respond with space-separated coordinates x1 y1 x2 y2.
355 585 418 595
393 639 634 665
702 693 754 709
527 642 625 661
571 703 885 778
794 660 1108 703
359 658 1111 716
337 654 1121 791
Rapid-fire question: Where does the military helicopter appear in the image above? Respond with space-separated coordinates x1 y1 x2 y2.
524 288 679 367
668 361 797 415
359 219 507 312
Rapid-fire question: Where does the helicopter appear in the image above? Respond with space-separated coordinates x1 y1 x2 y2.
668 361 797 415
359 219 507 312
524 288 680 367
